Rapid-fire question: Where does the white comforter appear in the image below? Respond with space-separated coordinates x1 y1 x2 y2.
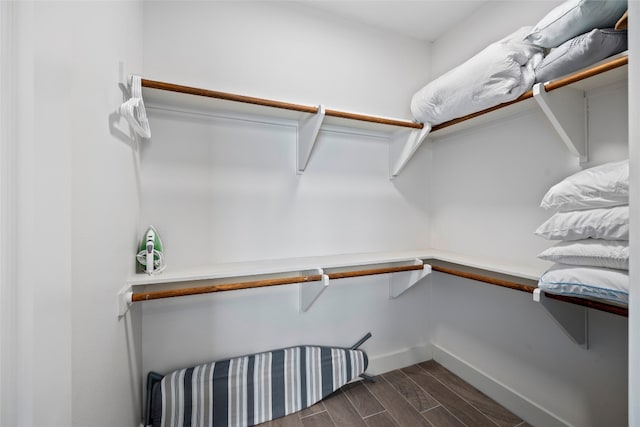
411 27 544 126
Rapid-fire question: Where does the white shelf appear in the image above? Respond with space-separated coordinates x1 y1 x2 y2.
424 249 546 281
120 248 629 318
127 250 437 286
429 52 628 146
139 79 427 178
126 248 545 287
119 250 436 317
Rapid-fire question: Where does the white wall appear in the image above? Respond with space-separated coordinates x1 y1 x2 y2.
430 0 562 79
427 2 630 425
70 2 144 426
3 1 632 426
139 0 433 396
5 2 144 426
142 1 432 119
425 88 628 427
140 3 632 426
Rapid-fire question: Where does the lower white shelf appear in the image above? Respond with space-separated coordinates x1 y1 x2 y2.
118 250 443 317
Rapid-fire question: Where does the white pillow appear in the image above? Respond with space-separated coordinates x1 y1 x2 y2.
538 263 629 304
535 205 629 240
525 0 628 48
411 27 543 125
538 239 628 270
540 160 628 211
534 28 627 83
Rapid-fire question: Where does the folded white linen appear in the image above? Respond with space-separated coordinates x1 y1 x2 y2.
411 27 544 125
538 263 629 304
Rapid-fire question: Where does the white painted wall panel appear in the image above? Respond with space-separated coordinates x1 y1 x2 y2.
138 107 432 376
141 109 430 266
139 0 433 404
431 273 628 426
427 3 630 423
70 2 145 425
141 274 432 376
8 1 144 426
431 1 562 79
142 1 432 119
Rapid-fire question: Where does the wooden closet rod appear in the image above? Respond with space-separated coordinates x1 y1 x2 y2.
141 79 423 130
432 54 628 133
326 263 424 280
426 261 628 317
132 274 324 302
544 54 628 91
131 263 425 303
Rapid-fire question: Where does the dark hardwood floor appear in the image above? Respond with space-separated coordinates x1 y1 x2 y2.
259 361 531 427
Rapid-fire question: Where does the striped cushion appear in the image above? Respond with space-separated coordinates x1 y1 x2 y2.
155 346 368 427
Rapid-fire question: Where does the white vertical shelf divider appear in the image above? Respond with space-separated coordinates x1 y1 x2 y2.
533 82 588 163
389 126 431 178
296 105 326 173
533 288 589 348
389 260 431 298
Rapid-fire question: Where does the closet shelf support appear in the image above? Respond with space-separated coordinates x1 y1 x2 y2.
389 126 431 178
299 269 330 312
533 82 588 164
533 288 588 348
118 285 134 318
389 260 431 298
297 105 326 174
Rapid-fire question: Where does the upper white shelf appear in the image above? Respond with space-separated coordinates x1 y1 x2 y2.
135 52 627 178
429 52 628 140
139 78 429 178
141 83 420 135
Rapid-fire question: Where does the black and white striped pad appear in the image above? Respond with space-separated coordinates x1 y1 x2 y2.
157 346 368 427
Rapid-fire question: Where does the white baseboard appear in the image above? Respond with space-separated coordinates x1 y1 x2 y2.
367 344 433 375
432 344 571 427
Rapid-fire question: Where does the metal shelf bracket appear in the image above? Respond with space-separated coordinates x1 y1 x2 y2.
297 105 326 173
299 268 330 312
533 83 588 164
389 126 431 178
533 288 589 348
389 259 432 298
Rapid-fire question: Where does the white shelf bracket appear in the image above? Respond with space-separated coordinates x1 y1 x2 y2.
297 105 326 174
533 83 588 164
533 288 588 348
118 285 134 318
299 269 330 312
389 260 432 299
389 125 431 178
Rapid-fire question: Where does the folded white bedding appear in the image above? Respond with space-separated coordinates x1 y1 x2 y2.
411 27 544 125
538 263 629 305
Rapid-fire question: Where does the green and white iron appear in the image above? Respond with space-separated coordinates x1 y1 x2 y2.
136 225 165 275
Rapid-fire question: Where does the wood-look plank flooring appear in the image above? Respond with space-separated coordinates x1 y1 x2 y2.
258 361 530 427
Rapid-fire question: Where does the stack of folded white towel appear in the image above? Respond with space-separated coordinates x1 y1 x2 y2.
535 160 629 305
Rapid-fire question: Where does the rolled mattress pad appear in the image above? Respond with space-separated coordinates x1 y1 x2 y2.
411 27 544 126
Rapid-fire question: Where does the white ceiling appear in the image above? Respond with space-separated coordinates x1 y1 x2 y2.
301 1 488 41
